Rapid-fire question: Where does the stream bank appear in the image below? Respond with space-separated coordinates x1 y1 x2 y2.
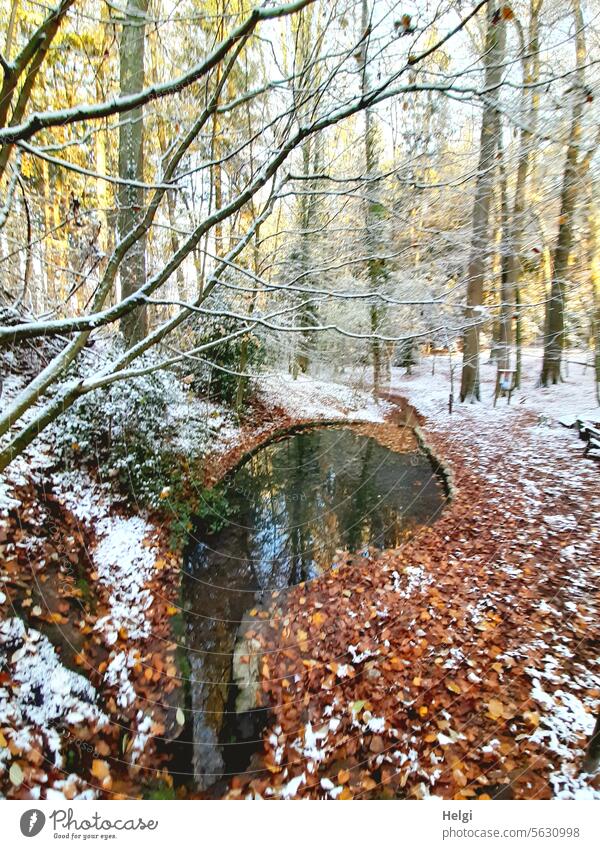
1 375 400 800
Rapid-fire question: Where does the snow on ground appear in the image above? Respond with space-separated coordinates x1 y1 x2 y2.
387 347 600 799
391 346 599 426
0 479 20 517
103 650 138 709
258 372 392 424
52 470 158 707
1 404 164 793
51 469 113 524
0 374 55 516
165 395 240 457
92 516 156 645
51 472 157 648
0 441 52 520
52 471 156 646
0 617 106 797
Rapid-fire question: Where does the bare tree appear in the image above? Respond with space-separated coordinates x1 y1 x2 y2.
118 0 150 346
360 0 387 390
499 0 543 385
588 191 600 404
539 0 593 386
460 3 507 402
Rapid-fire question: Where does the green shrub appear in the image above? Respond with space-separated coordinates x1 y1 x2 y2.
180 314 264 409
49 361 183 507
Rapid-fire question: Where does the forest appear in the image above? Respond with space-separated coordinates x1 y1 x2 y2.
0 0 599 806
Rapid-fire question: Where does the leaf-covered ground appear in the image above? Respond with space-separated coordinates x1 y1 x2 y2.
0 371 390 799
225 356 600 800
1 351 598 799
0 457 184 798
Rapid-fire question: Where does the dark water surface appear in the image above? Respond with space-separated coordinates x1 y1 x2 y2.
172 425 446 790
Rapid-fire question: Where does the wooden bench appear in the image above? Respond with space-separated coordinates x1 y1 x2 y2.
577 419 600 459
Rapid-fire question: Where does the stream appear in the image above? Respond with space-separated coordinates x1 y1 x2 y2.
170 424 447 791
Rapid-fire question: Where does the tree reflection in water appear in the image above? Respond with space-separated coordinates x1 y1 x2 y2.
177 426 446 789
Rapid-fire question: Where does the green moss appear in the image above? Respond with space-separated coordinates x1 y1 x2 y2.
75 576 92 604
143 782 177 800
176 645 191 682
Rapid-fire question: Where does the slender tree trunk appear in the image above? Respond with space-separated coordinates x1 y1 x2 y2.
209 7 225 263
295 136 321 374
158 121 184 304
513 10 541 387
118 0 148 346
290 5 321 376
588 198 600 404
505 1 542 387
497 139 512 374
211 114 223 259
460 3 506 402
94 34 112 263
540 0 585 386
236 220 261 412
361 0 384 390
4 0 19 60
539 121 580 385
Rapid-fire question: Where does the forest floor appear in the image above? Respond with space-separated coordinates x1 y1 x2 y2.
226 349 600 800
0 369 391 799
1 349 599 800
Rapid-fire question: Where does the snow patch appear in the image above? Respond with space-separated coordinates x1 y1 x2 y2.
279 771 306 798
92 516 156 644
258 373 391 423
0 618 106 768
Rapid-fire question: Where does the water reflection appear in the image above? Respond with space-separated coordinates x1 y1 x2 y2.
177 426 446 789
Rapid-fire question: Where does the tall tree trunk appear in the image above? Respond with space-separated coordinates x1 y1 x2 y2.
94 28 112 265
504 1 542 387
210 7 225 262
42 158 54 312
118 0 148 346
497 137 512 374
588 197 600 404
294 136 321 375
361 0 384 390
540 0 585 386
290 5 321 376
460 3 506 402
211 113 223 259
236 219 261 412
157 125 184 307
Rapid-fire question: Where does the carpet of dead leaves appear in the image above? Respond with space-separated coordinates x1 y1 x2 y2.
222 398 600 800
2 389 599 800
0 464 184 798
